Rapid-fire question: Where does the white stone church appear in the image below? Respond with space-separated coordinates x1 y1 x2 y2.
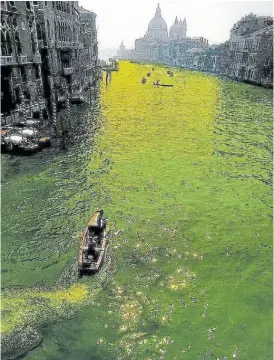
117 4 209 65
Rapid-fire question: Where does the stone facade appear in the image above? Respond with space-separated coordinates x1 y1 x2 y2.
228 15 273 87
118 10 273 88
1 1 98 117
1 1 45 117
156 13 273 88
117 4 208 64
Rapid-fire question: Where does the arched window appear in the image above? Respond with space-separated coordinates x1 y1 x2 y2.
6 32 12 55
15 31 22 55
36 23 42 40
54 21 57 41
64 25 66 41
58 21 61 40
30 32 36 53
12 17 17 28
47 19 50 39
1 31 6 55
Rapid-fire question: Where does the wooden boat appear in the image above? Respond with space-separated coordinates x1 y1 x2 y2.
78 210 108 276
154 83 173 87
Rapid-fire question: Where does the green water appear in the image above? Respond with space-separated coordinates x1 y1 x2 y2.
1 63 273 360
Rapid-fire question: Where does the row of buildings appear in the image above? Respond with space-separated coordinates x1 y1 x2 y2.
118 4 209 65
1 1 99 119
117 6 273 87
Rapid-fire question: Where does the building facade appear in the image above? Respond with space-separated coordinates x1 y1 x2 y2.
117 4 208 65
117 10 273 88
228 14 273 86
1 1 99 118
180 14 273 87
1 1 45 117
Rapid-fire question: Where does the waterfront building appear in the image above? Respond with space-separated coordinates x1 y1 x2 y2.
182 14 273 87
1 1 99 118
34 2 98 110
228 14 273 86
118 4 208 65
1 1 45 118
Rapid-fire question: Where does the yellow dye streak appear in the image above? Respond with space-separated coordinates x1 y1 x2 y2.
1 284 88 335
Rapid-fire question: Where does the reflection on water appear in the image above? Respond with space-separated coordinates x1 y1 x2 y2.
1 64 272 360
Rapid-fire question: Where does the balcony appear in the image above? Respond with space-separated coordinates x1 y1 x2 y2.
63 67 74 75
48 40 55 48
33 54 41 63
56 41 73 49
18 55 28 64
1 56 16 66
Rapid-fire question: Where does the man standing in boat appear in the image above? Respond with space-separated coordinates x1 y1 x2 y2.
98 210 107 229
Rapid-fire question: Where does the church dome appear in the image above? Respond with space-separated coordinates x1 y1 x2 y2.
148 15 167 31
148 4 167 30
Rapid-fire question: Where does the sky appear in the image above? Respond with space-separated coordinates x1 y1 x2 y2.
79 0 273 58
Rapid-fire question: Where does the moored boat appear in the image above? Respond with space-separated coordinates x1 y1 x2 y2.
38 136 51 148
78 210 108 276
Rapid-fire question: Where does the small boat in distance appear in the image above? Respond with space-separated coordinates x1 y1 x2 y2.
78 210 108 276
153 80 173 87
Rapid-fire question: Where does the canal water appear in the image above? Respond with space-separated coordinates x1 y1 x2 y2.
1 62 272 360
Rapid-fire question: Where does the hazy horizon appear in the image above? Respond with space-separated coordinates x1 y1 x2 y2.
79 0 273 59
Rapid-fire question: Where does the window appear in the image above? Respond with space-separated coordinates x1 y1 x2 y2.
15 31 22 54
34 65 40 79
1 31 13 56
33 1 38 5
264 56 271 67
47 19 50 39
45 1 48 6
26 1 31 10
1 2 7 11
6 31 12 55
1 31 7 55
31 32 36 54
12 18 17 28
20 66 26 82
36 23 42 40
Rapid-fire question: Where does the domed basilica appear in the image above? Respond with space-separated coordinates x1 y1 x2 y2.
117 4 209 66
144 4 186 41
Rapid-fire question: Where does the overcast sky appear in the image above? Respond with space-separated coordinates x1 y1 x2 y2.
79 0 273 56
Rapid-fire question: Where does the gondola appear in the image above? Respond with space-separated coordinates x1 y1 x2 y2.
153 82 173 87
78 210 108 276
